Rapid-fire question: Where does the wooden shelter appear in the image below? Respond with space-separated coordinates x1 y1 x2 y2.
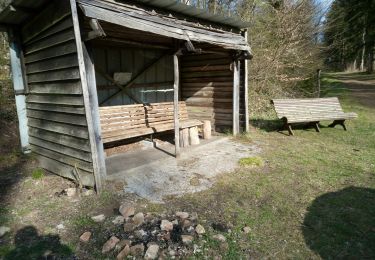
0 0 252 192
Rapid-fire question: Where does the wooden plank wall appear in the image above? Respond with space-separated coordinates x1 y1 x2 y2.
239 60 246 131
21 1 95 186
180 53 234 132
92 46 174 106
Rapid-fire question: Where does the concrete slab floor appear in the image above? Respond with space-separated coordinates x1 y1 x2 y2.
106 136 260 203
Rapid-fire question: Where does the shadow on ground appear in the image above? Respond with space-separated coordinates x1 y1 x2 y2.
303 187 375 259
3 226 73 259
250 119 335 135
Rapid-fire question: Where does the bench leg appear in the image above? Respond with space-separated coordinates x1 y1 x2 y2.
314 122 321 133
328 120 347 131
285 123 294 136
279 119 294 136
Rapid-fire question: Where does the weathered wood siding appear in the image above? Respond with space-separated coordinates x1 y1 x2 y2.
180 53 234 132
22 1 95 186
92 46 174 106
239 60 246 131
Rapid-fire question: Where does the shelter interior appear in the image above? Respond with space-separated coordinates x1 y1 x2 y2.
1 0 251 191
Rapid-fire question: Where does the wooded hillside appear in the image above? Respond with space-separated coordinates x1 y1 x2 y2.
324 0 375 73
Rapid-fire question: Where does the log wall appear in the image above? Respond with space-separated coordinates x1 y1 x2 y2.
21 0 95 186
180 53 234 132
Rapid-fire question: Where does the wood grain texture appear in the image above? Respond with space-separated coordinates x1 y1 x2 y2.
181 53 233 132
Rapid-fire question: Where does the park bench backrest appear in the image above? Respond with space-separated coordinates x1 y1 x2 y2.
272 97 346 123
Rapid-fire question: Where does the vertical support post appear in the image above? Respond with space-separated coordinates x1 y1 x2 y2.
8 28 30 153
233 59 240 135
317 69 321 98
243 29 250 132
70 0 106 193
173 54 180 158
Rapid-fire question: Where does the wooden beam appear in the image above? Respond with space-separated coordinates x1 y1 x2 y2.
8 28 30 153
173 54 180 158
95 66 142 104
232 59 240 135
84 18 106 41
99 51 170 105
70 0 105 193
242 29 250 132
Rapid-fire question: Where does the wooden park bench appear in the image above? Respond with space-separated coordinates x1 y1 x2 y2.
99 101 203 144
271 97 357 136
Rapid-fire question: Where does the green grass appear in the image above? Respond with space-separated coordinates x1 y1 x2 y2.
31 168 44 180
165 72 375 259
238 156 264 167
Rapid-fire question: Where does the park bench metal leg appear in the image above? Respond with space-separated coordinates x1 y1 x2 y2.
313 122 320 132
282 121 294 136
328 120 347 131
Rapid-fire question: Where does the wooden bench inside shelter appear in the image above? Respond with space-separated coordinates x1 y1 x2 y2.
272 97 357 136
99 101 203 145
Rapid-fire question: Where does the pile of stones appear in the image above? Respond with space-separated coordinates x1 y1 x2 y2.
80 205 207 259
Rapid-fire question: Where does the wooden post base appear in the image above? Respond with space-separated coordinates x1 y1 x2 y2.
328 120 347 131
179 128 190 147
189 126 200 145
203 120 212 140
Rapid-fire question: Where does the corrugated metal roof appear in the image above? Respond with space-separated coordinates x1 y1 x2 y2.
0 0 250 29
79 0 251 51
135 0 250 28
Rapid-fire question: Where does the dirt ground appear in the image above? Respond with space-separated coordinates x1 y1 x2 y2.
332 73 375 108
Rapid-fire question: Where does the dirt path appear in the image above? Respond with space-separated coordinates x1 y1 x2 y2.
332 73 375 108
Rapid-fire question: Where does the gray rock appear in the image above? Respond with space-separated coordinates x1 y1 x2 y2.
82 189 95 196
212 234 226 243
119 205 135 218
181 219 192 229
134 229 147 239
130 244 145 256
169 249 176 256
91 214 106 223
133 212 144 226
144 244 159 259
175 211 189 219
124 223 136 232
112 216 125 225
56 224 65 230
116 245 130 260
190 212 198 221
102 236 120 253
79 231 91 243
0 226 10 237
181 235 194 245
65 187 77 197
115 239 132 252
160 220 173 231
195 224 205 235
242 226 251 234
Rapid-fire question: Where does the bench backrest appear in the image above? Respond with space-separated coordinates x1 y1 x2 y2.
272 97 345 123
99 101 189 138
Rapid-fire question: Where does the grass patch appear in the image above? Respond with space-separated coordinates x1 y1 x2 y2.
239 156 264 167
31 168 44 180
164 72 375 259
70 215 97 231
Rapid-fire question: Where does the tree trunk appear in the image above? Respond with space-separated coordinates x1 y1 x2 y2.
360 28 366 71
367 45 374 73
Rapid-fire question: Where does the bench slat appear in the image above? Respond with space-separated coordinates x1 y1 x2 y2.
99 101 202 144
272 97 357 123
